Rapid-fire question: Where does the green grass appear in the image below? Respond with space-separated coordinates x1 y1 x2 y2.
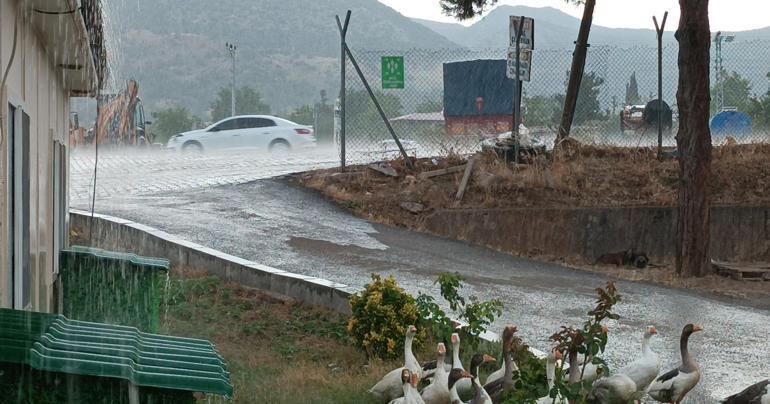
162 273 394 403
161 273 545 403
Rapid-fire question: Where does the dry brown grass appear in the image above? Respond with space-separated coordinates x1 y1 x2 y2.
295 143 770 230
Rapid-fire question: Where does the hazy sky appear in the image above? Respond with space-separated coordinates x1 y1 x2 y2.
378 0 770 32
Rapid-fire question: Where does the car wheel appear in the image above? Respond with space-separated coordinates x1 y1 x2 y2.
269 140 291 153
182 142 203 154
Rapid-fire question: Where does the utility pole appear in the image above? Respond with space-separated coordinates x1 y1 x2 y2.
226 42 237 116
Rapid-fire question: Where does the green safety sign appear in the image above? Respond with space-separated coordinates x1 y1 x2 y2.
381 56 404 89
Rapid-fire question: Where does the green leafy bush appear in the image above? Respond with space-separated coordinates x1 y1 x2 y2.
348 274 422 360
416 273 503 351
504 340 549 404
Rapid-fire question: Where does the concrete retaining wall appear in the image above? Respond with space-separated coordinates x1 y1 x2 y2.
424 206 770 263
69 210 355 314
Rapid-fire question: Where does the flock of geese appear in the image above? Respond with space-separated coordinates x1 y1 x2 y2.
368 324 769 404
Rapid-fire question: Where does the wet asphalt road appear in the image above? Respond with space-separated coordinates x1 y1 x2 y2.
75 176 770 402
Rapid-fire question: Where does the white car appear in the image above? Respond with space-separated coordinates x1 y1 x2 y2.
166 115 315 153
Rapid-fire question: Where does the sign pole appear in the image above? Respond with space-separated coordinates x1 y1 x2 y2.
512 16 525 164
653 11 668 159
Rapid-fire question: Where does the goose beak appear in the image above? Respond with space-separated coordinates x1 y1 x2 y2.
692 324 703 332
649 326 658 334
438 343 446 354
411 373 419 387
601 325 609 334
554 350 563 360
408 325 417 334
462 370 473 379
483 354 496 363
451 333 459 344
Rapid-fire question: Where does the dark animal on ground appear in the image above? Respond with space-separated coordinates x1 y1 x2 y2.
595 249 649 269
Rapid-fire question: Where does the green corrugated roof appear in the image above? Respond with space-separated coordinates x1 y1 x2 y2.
0 308 232 397
68 246 171 270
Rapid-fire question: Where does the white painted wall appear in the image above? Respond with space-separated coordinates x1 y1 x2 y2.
1 0 73 312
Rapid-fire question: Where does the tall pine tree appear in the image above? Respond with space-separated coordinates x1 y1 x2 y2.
625 72 641 105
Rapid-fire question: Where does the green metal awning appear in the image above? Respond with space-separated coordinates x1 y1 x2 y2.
0 308 233 397
68 246 171 269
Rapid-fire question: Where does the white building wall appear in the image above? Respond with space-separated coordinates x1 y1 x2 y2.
1 0 71 312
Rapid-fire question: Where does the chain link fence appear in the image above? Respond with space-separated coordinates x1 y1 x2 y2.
340 40 770 163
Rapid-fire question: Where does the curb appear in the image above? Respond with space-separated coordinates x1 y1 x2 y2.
70 209 355 314
69 209 544 356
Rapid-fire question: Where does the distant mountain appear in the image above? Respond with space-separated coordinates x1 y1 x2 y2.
414 5 770 49
410 5 770 106
104 0 460 116
413 5 678 49
82 1 770 123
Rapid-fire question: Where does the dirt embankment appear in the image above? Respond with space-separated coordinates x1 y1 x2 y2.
291 143 770 307
294 143 770 227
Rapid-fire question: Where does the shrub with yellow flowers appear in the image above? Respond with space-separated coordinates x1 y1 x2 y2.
348 274 423 360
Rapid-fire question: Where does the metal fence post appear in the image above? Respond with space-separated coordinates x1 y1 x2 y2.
335 11 351 171
654 12 668 158
345 44 414 169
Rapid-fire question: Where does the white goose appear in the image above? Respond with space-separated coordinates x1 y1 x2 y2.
587 371 638 404
470 374 493 404
536 350 563 404
485 326 519 386
617 325 661 399
564 354 601 384
370 325 421 402
390 369 426 404
563 325 609 384
483 326 518 403
448 368 474 404
421 343 450 404
468 353 497 404
722 379 769 404
648 324 703 404
449 333 478 399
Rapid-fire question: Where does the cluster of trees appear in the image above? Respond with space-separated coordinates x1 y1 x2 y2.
287 90 335 143
709 69 770 128
346 89 403 139
748 72 770 128
150 85 272 143
524 72 605 127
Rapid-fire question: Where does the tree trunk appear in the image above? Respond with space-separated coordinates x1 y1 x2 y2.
557 0 596 142
675 0 712 277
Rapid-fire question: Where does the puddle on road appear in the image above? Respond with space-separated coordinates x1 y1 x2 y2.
286 237 395 273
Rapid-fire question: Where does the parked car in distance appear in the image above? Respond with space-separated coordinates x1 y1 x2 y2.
166 115 315 153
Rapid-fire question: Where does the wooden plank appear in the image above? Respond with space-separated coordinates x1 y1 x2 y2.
418 164 467 180
368 163 398 177
454 157 477 203
712 260 770 281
